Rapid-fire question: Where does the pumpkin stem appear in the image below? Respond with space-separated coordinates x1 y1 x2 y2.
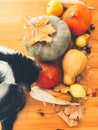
69 11 75 17
49 75 53 80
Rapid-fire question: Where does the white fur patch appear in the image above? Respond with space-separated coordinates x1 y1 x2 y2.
0 46 15 55
0 61 15 84
0 83 10 99
0 61 15 99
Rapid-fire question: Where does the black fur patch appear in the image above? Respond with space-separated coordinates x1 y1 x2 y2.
0 84 26 130
0 72 5 83
0 84 25 120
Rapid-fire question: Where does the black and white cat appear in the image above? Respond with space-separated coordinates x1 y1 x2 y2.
0 46 42 130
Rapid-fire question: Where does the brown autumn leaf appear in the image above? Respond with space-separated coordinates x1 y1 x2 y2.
24 18 56 46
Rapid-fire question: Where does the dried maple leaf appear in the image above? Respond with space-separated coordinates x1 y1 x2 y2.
24 18 56 46
57 105 85 127
35 17 49 26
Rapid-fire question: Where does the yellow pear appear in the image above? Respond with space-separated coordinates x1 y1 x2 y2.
70 84 86 98
75 34 90 47
46 0 63 16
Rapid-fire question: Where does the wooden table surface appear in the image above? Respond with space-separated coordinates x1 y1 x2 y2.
0 0 98 130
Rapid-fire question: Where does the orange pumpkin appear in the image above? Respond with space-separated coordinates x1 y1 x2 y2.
35 63 61 88
62 4 92 35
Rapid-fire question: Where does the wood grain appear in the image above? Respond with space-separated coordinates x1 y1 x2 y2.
0 0 98 130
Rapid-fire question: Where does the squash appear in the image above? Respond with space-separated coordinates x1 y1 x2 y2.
23 15 71 61
62 49 87 85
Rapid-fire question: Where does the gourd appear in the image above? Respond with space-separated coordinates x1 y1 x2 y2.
23 15 71 61
62 49 87 85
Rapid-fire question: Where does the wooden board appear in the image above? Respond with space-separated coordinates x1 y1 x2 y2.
0 0 98 130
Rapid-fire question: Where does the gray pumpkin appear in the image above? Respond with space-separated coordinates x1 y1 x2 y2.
23 15 71 61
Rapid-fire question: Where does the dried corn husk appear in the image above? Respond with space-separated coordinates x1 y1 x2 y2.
59 0 85 5
30 86 80 105
59 0 94 9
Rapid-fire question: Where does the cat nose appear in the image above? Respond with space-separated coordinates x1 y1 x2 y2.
38 65 42 71
36 63 42 71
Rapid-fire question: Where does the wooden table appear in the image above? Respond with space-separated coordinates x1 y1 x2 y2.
0 0 98 130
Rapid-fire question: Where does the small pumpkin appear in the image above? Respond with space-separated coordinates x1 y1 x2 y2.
23 15 71 61
62 4 92 35
35 63 61 88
